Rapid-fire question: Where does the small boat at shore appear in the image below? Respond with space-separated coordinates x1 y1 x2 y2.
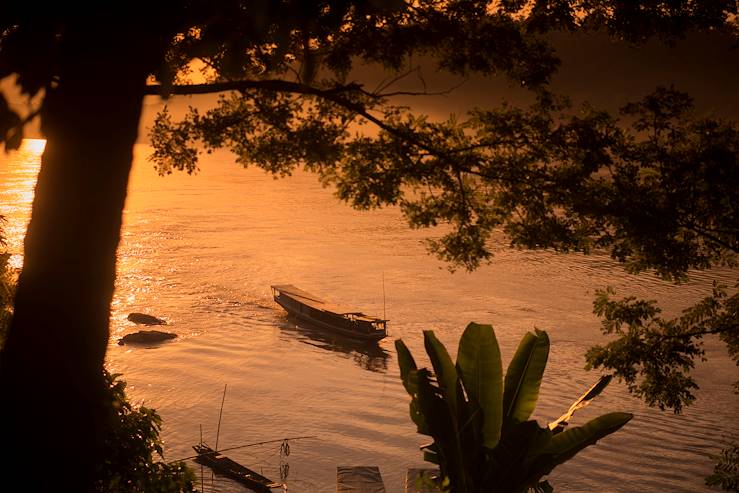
193 442 280 492
271 284 388 341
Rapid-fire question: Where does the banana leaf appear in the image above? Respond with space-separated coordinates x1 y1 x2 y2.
456 322 503 449
416 368 468 491
396 339 429 434
489 421 552 485
424 330 459 416
547 375 613 432
396 339 419 395
537 412 633 475
503 329 549 424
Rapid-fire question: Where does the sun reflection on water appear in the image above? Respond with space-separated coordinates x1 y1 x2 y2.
20 138 46 154
0 139 45 264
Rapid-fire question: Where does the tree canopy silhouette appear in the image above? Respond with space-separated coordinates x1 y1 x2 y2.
1 1 737 491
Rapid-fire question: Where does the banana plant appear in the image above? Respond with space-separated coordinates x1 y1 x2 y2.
396 323 632 493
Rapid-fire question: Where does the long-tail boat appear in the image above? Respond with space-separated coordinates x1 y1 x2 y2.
192 442 281 492
271 284 387 341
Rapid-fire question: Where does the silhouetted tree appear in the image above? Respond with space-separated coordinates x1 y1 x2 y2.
1 2 736 490
0 223 195 491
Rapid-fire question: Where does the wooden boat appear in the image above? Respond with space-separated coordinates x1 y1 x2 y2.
192 442 280 492
271 284 387 341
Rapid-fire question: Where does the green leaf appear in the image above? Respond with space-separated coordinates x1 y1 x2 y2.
395 339 429 434
503 329 549 424
541 412 633 472
396 338 419 395
456 322 503 449
548 375 613 432
416 369 467 491
424 330 458 415
455 382 483 468
490 420 552 470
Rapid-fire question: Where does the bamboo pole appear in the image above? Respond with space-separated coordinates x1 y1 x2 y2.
215 384 227 451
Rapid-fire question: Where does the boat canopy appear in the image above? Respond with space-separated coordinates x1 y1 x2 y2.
271 284 387 324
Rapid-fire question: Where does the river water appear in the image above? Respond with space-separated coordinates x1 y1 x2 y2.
1 140 737 492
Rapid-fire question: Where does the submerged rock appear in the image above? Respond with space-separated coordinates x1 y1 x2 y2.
127 312 167 325
118 330 177 345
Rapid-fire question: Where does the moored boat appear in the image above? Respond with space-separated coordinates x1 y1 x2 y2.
192 442 280 492
271 284 388 341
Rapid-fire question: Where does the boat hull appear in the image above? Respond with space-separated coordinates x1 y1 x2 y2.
273 291 387 342
193 444 278 492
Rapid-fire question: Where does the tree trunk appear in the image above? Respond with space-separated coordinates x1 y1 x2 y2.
0 27 153 490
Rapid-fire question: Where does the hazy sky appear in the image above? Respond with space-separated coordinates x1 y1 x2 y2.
365 30 739 119
3 29 737 142
138 29 739 141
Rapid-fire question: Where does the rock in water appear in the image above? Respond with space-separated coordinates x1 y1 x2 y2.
127 312 167 325
118 330 177 345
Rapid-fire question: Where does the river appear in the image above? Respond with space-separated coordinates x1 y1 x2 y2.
1 140 737 492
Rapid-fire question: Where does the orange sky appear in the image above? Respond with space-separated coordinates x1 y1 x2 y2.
3 30 738 142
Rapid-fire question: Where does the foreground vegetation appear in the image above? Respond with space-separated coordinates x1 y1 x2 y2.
397 323 631 492
97 372 196 493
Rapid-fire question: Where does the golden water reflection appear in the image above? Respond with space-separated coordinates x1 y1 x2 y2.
20 138 46 154
0 139 45 269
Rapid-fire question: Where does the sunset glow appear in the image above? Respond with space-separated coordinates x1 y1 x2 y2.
20 138 46 154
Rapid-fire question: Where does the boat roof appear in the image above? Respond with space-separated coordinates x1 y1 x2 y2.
271 284 387 323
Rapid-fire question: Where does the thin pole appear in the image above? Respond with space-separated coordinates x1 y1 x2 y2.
215 383 227 452
199 423 204 492
382 271 386 321
172 436 318 463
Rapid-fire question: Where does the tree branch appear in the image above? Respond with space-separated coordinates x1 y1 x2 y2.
372 65 422 95
145 80 531 187
455 168 471 223
144 80 364 97
656 325 737 341
147 80 448 148
680 222 739 254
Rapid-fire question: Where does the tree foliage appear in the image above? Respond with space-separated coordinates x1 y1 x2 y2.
96 372 196 493
706 443 739 492
152 82 738 276
586 283 739 413
2 6 736 272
